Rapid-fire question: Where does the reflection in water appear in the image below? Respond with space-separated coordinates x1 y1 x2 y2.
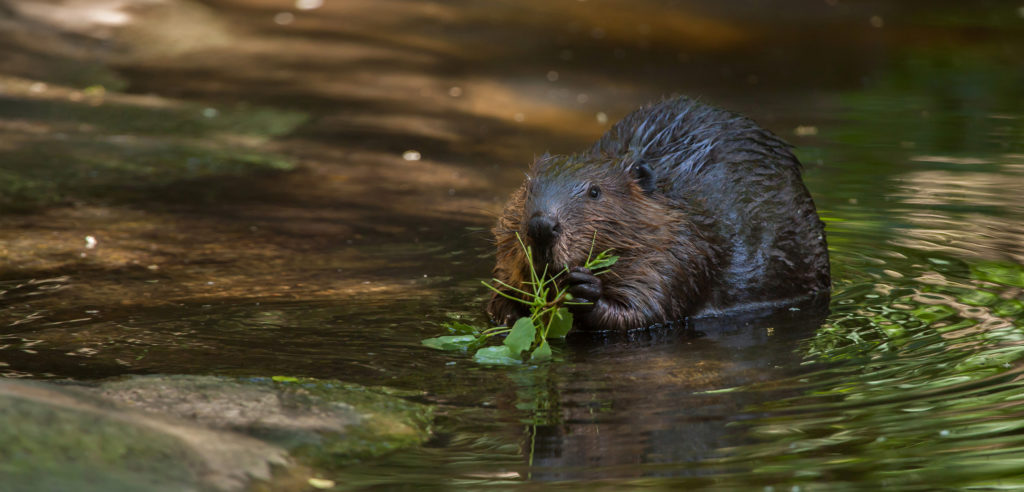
1 0 1023 489
723 257 1024 489
527 301 830 480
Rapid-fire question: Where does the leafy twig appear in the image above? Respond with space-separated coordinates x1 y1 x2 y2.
423 232 618 364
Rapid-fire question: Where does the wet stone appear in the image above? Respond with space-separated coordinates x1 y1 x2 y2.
97 375 435 466
0 375 434 491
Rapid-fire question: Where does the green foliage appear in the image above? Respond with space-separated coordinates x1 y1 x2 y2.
546 308 573 339
422 233 618 364
420 335 478 352
472 346 521 366
503 317 536 358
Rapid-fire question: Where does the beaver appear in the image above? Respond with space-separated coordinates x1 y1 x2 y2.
487 96 831 332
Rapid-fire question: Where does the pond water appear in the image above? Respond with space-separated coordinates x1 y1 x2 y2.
1 0 1023 489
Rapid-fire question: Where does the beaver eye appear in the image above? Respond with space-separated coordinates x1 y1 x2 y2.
588 185 601 199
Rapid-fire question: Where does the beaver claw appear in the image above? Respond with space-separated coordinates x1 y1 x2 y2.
567 266 602 310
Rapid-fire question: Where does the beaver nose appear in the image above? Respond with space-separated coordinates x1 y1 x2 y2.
527 213 561 250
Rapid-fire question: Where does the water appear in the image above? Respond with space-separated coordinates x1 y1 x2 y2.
1 0 1022 489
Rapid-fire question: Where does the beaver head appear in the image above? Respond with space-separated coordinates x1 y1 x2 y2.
489 153 716 331
520 155 659 273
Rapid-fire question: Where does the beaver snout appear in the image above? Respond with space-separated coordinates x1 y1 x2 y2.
526 213 561 253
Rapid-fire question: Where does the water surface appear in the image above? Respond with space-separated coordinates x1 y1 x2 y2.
1 0 1022 489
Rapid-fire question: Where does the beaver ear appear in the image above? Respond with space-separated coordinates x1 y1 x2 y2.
630 162 656 195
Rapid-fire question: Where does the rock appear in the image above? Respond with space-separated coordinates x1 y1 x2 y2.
1 375 434 491
97 375 435 465
0 378 291 492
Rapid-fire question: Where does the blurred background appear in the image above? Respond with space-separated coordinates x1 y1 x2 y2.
1 0 1023 489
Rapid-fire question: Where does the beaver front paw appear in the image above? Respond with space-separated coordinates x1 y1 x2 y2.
567 266 602 311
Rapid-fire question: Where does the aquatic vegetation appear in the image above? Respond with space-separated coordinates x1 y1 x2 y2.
423 233 617 365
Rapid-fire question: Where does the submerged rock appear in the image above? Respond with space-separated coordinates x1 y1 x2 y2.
0 375 433 491
98 375 435 466
0 378 290 492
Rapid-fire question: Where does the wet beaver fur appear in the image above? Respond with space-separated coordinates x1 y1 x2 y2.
487 96 831 332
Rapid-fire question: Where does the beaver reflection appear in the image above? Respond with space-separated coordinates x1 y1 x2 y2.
524 298 829 480
489 97 831 332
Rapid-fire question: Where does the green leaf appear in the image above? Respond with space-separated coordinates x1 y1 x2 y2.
444 321 480 335
547 308 573 338
271 376 299 382
587 254 619 271
504 317 536 356
473 345 522 365
531 340 552 361
422 335 478 351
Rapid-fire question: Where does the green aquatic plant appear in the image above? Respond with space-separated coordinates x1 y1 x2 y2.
423 233 617 365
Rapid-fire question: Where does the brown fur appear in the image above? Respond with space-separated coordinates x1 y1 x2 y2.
489 155 719 331
487 97 830 332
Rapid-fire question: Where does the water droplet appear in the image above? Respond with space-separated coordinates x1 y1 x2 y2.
295 0 323 10
794 125 818 136
202 107 219 118
30 82 48 93
513 113 525 122
84 236 98 249
546 70 559 82
274 12 295 25
596 112 608 124
402 150 421 161
307 478 335 489
448 86 463 97
870 15 884 28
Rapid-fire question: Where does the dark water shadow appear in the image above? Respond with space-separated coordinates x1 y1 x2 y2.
514 297 832 480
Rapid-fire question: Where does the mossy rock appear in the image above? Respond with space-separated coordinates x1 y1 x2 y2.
0 378 290 492
1 375 434 490
98 375 435 467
